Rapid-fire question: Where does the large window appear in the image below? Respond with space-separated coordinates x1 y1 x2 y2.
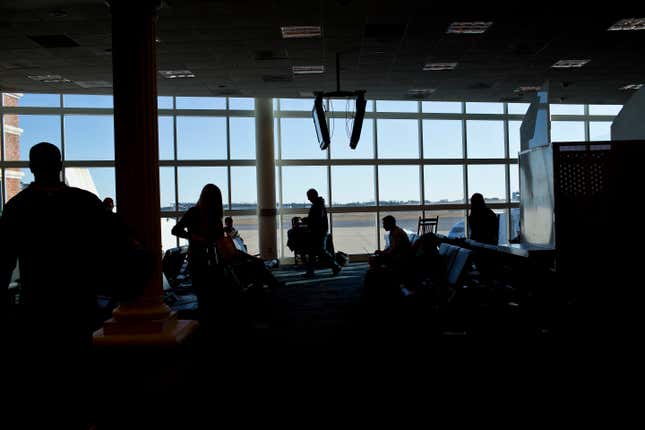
1 93 622 256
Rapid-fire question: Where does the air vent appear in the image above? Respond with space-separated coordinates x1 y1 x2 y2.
254 49 288 61
28 34 80 48
75 81 112 89
262 75 293 82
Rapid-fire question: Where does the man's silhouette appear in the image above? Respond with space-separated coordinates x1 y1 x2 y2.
1 142 119 347
302 188 340 277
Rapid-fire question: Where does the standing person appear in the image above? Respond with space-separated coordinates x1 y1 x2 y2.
302 188 340 277
468 193 499 245
0 142 127 429
172 184 236 326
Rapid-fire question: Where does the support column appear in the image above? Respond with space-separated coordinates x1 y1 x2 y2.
255 98 277 259
94 0 196 345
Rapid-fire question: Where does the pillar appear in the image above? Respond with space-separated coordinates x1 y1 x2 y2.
94 0 196 345
255 98 278 259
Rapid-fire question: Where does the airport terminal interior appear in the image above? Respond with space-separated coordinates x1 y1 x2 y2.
2 1 644 426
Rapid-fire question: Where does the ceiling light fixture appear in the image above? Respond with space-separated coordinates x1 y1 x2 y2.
619 84 643 90
27 74 71 83
158 70 195 79
423 62 458 71
293 65 326 75
446 22 493 34
608 18 645 31
74 80 112 88
280 26 321 39
552 59 590 68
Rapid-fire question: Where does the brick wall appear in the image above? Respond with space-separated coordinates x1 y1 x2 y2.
3 94 22 201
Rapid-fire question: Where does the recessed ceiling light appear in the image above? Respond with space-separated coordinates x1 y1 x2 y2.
423 62 458 71
608 18 645 31
158 70 195 79
74 80 112 88
446 22 493 34
619 84 643 90
514 85 542 93
552 59 590 68
27 74 71 83
280 26 321 39
292 65 325 75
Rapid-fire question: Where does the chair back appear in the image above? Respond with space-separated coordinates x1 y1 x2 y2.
418 216 439 236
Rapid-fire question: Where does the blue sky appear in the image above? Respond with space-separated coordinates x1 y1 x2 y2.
3 93 621 208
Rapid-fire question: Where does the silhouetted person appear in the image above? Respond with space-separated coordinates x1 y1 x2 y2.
468 193 499 245
371 215 411 269
0 142 123 428
224 216 240 240
103 196 115 213
172 184 235 327
302 189 340 277
287 216 305 253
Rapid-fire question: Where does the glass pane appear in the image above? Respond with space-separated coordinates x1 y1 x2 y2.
379 211 421 239
161 217 178 251
159 167 175 211
281 166 327 208
588 105 622 116
157 96 173 109
378 165 420 205
551 121 585 142
64 115 114 160
178 166 228 210
231 166 257 210
550 104 584 115
229 98 255 110
508 120 522 158
422 101 462 113
589 121 612 141
507 103 530 115
331 166 375 207
177 116 226 160
3 114 61 161
63 95 113 108
230 117 256 159
10 93 60 107
280 118 325 159
65 167 115 202
466 120 504 158
510 164 519 202
175 97 225 110
329 98 374 112
466 102 503 114
376 100 418 113
330 118 374 159
280 98 313 111
332 212 377 254
4 168 32 202
429 209 466 237
424 165 464 204
158 116 174 160
467 165 506 203
377 119 419 159
423 119 462 158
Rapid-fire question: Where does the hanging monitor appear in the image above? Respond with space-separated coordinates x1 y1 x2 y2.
312 95 330 150
349 92 367 150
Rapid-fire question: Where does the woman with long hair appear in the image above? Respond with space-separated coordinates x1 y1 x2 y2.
172 184 230 325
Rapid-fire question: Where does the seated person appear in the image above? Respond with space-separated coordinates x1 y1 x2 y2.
468 193 498 245
370 215 411 269
224 216 247 252
286 216 306 253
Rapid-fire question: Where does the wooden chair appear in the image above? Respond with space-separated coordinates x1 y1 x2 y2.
417 216 439 236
